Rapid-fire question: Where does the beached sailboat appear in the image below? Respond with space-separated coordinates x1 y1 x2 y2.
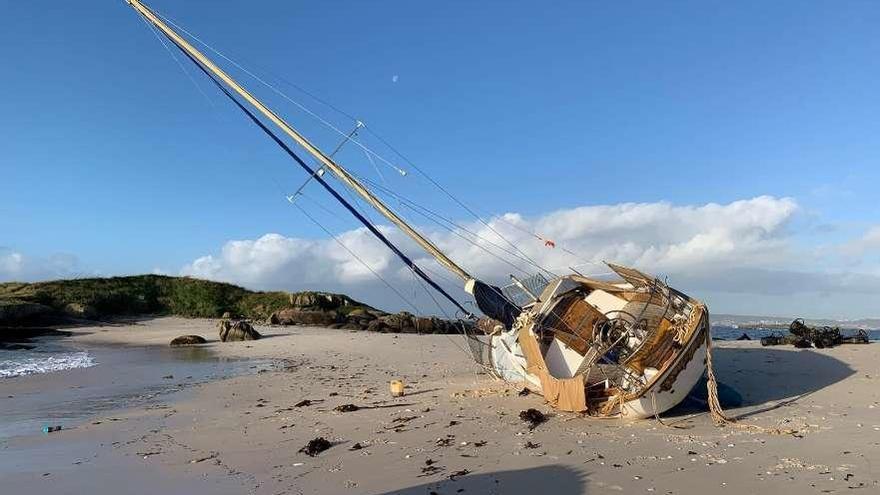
127 0 716 420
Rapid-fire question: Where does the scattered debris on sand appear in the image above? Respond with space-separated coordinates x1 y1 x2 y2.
519 408 547 430
435 435 455 447
189 452 218 464
420 465 443 476
334 404 360 412
299 437 332 457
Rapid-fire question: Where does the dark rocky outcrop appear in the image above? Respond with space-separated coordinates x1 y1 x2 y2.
218 319 261 342
267 292 378 328
0 301 54 325
288 292 357 311
265 296 472 334
170 335 207 346
269 309 340 326
363 312 465 334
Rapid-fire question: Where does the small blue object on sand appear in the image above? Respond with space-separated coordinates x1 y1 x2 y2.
41 425 62 434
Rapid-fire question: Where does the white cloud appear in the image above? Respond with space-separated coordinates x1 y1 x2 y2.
4 195 879 318
0 249 81 282
841 225 880 258
182 195 860 314
180 228 401 290
0 251 24 274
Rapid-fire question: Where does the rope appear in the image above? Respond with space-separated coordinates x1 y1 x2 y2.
704 329 734 426
704 329 799 435
650 391 690 429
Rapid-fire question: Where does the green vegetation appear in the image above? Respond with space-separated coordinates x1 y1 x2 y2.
0 275 373 323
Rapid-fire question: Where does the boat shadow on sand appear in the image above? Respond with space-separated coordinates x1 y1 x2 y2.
373 465 589 495
668 346 856 419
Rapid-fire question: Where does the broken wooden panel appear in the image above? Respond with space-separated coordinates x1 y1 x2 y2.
540 294 607 355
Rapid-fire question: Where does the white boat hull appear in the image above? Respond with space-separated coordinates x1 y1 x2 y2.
487 266 712 419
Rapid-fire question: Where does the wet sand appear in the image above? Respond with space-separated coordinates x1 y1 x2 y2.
2 317 879 494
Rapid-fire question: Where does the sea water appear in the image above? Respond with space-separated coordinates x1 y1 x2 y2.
0 344 96 379
0 337 273 439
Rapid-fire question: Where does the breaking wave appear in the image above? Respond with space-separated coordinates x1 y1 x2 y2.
0 351 96 378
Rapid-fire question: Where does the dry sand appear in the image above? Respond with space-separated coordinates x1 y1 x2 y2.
3 317 879 494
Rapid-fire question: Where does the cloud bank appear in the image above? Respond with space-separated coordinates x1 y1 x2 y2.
179 195 880 316
182 196 800 287
5 196 878 318
0 248 81 282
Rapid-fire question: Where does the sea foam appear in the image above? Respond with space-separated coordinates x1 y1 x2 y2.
0 351 96 378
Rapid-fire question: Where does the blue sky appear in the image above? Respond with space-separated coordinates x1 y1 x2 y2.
2 1 879 318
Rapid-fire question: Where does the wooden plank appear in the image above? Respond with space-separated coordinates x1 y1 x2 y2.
542 296 606 355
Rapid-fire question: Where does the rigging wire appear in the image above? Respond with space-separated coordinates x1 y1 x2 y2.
136 5 415 315
298 194 476 366
406 258 499 371
292 202 422 315
139 4 526 323
301 190 475 304
144 13 475 319
354 173 557 278
299 191 510 294
149 8 408 177
147 6 560 276
359 124 552 271
481 211 600 267
375 191 535 278
135 9 215 109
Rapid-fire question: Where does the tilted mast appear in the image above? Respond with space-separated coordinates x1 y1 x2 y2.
127 0 472 284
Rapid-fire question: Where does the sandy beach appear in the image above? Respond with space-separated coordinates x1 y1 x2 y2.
2 317 879 494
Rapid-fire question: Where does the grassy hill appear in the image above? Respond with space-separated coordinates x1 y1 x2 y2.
0 275 373 324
